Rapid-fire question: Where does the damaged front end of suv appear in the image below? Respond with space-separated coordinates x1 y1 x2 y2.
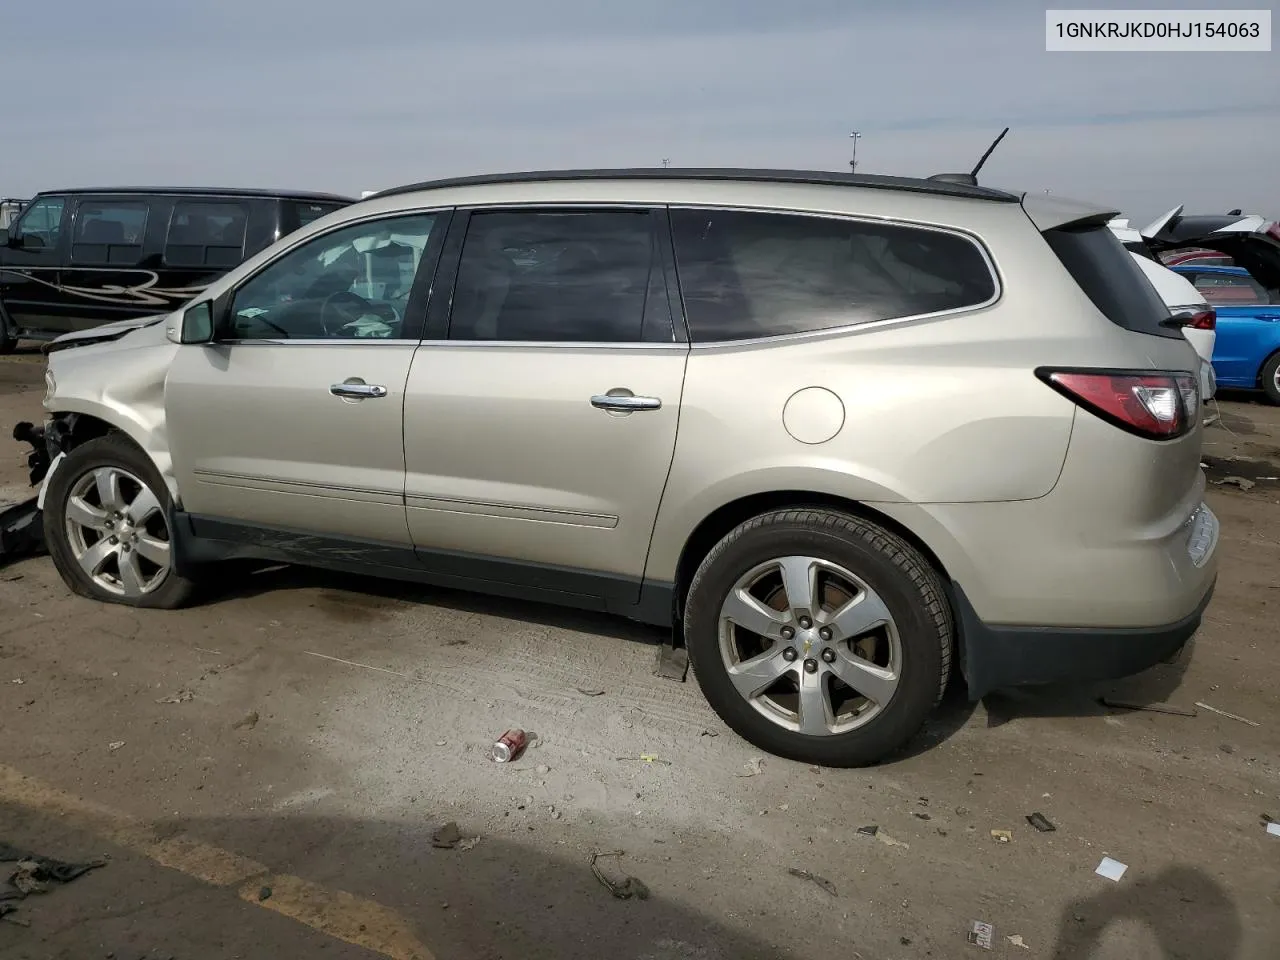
0 313 170 566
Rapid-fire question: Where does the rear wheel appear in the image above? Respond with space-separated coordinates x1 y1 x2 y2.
683 508 952 767
1260 352 1280 406
43 433 197 609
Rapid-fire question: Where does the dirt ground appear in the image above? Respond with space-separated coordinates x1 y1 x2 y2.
0 349 1277 960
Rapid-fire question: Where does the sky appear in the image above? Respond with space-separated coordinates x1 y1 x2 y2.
2 0 1276 222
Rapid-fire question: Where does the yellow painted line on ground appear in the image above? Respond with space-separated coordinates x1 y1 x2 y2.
0 764 435 960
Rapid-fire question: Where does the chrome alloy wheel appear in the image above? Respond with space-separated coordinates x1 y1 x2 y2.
717 556 901 736
63 466 172 598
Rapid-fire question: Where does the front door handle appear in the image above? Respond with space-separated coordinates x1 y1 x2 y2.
591 394 662 412
330 380 388 400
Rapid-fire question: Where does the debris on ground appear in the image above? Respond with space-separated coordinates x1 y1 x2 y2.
1194 702 1260 727
912 812 932 821
457 836 482 850
232 711 260 730
616 754 671 765
1214 475 1256 491
157 690 194 704
589 850 650 900
967 919 994 949
491 728 528 763
1263 814 1276 824
1026 813 1057 833
1266 823 1280 838
856 825 908 849
0 843 107 924
1099 697 1197 717
1095 856 1128 881
652 643 689 682
257 885 272 901
787 868 838 897
575 686 606 697
737 757 764 778
10 679 22 685
1007 934 1029 949
431 822 462 849
107 741 125 751
856 825 879 837
699 729 719 738
991 829 1012 843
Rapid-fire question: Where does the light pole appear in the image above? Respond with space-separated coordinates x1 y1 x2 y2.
849 131 862 173
661 158 670 168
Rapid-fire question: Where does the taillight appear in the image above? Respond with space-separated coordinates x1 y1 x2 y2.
1266 222 1280 243
1036 368 1199 440
1189 309 1216 330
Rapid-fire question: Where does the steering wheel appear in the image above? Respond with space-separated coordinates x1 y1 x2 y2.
319 291 397 336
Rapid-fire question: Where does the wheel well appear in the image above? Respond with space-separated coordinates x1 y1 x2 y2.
48 412 115 454
672 490 955 620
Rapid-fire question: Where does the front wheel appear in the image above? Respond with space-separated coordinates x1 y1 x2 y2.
683 508 953 767
43 433 197 609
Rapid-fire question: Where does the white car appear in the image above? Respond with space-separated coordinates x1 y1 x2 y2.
1111 219 1216 400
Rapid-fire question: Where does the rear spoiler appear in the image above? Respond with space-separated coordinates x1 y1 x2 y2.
1020 192 1120 232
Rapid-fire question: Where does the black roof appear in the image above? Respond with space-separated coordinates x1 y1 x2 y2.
375 168 1021 203
34 186 354 203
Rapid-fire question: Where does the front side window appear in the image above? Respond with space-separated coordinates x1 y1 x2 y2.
12 196 66 251
229 213 438 340
165 201 249 268
448 209 668 343
71 200 149 264
670 209 997 342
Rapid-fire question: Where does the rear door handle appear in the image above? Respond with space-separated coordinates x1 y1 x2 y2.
591 394 662 411
330 381 388 399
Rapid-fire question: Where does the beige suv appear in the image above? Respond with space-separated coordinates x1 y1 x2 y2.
31 169 1220 766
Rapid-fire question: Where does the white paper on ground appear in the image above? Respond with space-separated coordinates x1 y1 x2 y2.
1095 856 1128 881
1267 822 1280 837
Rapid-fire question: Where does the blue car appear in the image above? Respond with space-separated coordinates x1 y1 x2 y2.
1171 264 1280 404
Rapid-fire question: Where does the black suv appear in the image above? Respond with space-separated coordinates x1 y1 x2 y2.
0 187 353 351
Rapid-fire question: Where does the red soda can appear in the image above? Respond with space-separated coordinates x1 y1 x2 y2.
491 728 528 763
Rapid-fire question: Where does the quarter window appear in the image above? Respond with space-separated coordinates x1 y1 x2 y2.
670 209 997 342
12 196 66 251
448 209 669 343
229 214 438 340
71 200 149 265
165 201 249 268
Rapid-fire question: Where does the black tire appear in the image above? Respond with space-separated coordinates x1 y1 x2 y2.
1260 351 1280 406
43 433 197 609
0 306 17 355
683 508 952 768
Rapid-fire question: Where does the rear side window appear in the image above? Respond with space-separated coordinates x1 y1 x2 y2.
670 209 997 342
71 199 149 265
164 201 249 268
1188 272 1271 306
1043 225 1180 339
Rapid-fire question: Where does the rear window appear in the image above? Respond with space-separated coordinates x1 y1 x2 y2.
164 200 249 268
1043 225 1181 339
671 209 997 342
290 201 345 230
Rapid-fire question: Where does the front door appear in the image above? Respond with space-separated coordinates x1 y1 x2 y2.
0 194 69 334
403 207 688 601
166 209 449 548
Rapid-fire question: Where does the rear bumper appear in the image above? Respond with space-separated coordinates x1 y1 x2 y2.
954 577 1215 700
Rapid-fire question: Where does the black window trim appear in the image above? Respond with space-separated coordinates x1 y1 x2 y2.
215 206 455 346
428 202 686 349
67 195 153 266
665 203 1004 348
162 198 251 268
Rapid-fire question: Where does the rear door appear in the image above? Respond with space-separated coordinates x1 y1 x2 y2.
158 197 253 309
0 194 70 334
60 194 162 332
401 206 688 603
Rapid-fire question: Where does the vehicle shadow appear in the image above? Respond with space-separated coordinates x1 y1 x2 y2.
1049 864 1242 959
0 804 792 960
977 636 1197 730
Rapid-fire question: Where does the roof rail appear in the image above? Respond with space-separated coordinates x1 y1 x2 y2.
373 167 1021 203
